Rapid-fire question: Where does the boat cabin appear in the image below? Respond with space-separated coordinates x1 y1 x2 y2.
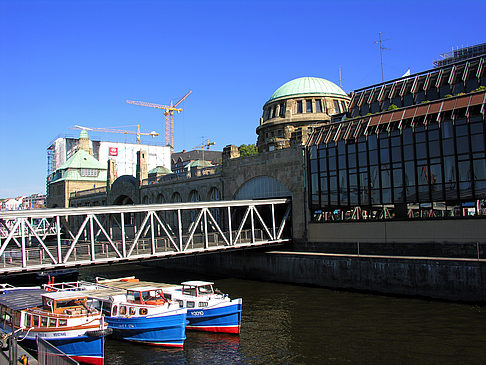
126 286 167 305
41 292 89 315
181 281 214 297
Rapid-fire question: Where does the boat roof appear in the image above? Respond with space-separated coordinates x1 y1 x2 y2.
0 288 44 311
75 288 126 301
127 286 162 292
181 281 214 287
41 291 88 301
98 280 179 291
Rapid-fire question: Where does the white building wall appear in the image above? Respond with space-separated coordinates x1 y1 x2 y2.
48 138 171 179
97 142 171 177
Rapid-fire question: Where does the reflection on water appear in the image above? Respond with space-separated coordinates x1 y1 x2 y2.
81 265 486 364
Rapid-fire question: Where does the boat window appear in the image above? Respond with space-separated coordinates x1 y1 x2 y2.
139 308 148 316
41 317 48 327
164 293 172 300
183 287 197 296
142 290 164 302
197 285 213 295
56 298 85 309
59 319 67 326
112 306 118 316
25 314 32 327
3 312 12 326
198 302 208 307
120 306 127 315
129 307 136 315
33 316 39 327
176 300 184 308
187 301 195 308
127 291 141 303
49 318 57 327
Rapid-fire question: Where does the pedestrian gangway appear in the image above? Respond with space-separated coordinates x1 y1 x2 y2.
0 199 291 275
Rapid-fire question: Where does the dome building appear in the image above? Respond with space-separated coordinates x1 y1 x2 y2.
256 77 350 152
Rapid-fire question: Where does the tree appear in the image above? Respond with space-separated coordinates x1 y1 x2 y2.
239 144 258 156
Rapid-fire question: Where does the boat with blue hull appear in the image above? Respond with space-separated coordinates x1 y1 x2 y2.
161 281 242 334
46 279 187 348
0 287 107 364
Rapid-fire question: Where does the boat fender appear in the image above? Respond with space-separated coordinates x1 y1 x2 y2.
86 328 113 337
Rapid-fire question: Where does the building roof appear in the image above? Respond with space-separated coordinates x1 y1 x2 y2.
58 149 106 171
186 160 213 168
171 150 222 165
148 166 172 175
267 77 348 102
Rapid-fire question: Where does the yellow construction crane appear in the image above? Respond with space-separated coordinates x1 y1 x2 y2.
72 124 158 144
194 139 215 150
126 90 192 149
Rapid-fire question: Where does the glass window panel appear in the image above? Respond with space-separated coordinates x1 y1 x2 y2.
382 188 392 204
347 143 356 154
428 140 440 158
418 185 430 201
311 173 319 195
415 142 427 159
369 166 379 188
404 161 415 187
333 100 341 113
394 187 405 202
441 121 454 139
403 144 414 161
443 156 456 183
391 136 401 147
381 169 391 188
458 161 471 182
297 100 303 113
459 182 472 199
319 158 327 172
348 153 356 168
371 189 380 204
430 164 442 184
368 136 378 150
309 145 317 159
406 186 416 202
315 100 322 113
391 146 402 162
279 102 286 117
329 156 336 170
403 128 413 145
428 130 439 141
474 180 486 197
306 100 312 113
471 134 484 153
473 159 486 180
310 159 318 173
368 150 378 165
442 139 454 156
470 122 483 135
359 152 367 166
393 168 403 188
417 165 429 185
415 131 426 143
456 136 469 154
455 124 468 137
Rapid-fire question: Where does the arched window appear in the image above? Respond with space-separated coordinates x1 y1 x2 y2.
235 176 291 200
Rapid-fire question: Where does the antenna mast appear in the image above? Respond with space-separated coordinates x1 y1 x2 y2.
375 32 390 82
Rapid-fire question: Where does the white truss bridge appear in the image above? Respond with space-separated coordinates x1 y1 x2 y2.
0 199 291 275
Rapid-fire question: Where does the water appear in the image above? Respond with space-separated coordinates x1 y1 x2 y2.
80 265 486 364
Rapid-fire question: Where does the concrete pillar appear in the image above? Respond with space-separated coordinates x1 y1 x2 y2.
107 159 117 192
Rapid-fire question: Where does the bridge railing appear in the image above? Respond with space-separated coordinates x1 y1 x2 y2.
0 199 291 274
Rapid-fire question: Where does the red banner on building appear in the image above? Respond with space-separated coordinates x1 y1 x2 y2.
109 147 118 156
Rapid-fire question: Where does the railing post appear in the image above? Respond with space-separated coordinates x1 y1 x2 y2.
177 209 183 252
56 216 62 264
272 204 276 240
150 212 156 254
227 206 233 246
250 206 255 244
121 213 126 257
89 215 95 261
203 209 209 249
21 219 26 268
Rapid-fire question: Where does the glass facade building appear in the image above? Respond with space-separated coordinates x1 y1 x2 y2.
307 55 486 221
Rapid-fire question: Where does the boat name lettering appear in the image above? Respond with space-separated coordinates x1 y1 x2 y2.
53 332 67 337
190 311 204 316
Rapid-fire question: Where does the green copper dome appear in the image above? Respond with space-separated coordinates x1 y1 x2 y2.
79 129 89 139
268 77 347 102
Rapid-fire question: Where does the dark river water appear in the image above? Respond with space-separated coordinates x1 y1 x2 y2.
80 264 485 365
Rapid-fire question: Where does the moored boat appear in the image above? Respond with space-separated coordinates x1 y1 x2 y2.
164 281 242 334
0 287 107 364
46 279 187 348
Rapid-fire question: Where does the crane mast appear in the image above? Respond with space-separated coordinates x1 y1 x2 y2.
126 90 192 149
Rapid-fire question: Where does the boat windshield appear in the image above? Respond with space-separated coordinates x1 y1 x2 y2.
197 285 213 296
182 286 197 296
141 290 164 302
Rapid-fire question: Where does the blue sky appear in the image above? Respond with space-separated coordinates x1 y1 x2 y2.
1 0 485 197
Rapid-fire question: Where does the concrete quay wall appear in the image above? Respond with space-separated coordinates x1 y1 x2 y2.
158 248 485 302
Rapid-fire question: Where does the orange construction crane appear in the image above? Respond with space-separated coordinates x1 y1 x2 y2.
126 91 192 149
72 124 158 144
